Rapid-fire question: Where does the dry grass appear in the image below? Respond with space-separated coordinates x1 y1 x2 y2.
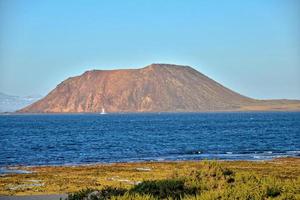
0 158 299 196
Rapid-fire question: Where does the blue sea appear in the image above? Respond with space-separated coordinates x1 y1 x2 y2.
0 112 299 167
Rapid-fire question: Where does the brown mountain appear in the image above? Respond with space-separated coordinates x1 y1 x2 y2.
19 64 300 113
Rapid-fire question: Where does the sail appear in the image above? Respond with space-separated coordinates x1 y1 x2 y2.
101 107 106 114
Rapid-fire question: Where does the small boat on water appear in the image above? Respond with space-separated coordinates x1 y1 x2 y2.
100 107 107 115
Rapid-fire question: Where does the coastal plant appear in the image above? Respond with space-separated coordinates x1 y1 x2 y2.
65 187 127 200
66 188 95 200
111 193 155 200
129 179 197 200
185 160 234 192
65 161 300 200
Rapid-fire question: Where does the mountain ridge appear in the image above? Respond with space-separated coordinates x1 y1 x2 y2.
18 64 300 113
0 92 42 112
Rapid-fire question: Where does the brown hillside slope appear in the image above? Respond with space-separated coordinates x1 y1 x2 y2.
19 64 300 113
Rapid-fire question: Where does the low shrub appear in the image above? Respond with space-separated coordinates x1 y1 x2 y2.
129 179 197 199
65 187 127 200
65 161 300 200
66 188 95 200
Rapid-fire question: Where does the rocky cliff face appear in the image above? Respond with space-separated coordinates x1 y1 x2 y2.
19 64 300 113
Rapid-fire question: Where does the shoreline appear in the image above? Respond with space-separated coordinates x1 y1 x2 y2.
2 110 300 115
1 150 300 169
1 155 299 171
1 157 299 196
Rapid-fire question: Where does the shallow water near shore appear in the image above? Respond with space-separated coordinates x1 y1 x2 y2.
0 112 299 167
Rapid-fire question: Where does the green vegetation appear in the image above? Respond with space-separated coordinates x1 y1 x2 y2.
1 158 299 197
66 187 127 200
65 161 300 200
129 179 196 199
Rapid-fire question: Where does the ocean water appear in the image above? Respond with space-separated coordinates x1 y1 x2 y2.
0 112 299 167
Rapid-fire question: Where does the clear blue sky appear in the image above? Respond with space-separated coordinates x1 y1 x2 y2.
0 0 299 99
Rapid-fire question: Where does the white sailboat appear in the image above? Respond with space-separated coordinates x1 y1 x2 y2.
100 107 107 115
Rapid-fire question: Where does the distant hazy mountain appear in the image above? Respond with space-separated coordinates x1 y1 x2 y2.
18 64 300 113
0 93 41 112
